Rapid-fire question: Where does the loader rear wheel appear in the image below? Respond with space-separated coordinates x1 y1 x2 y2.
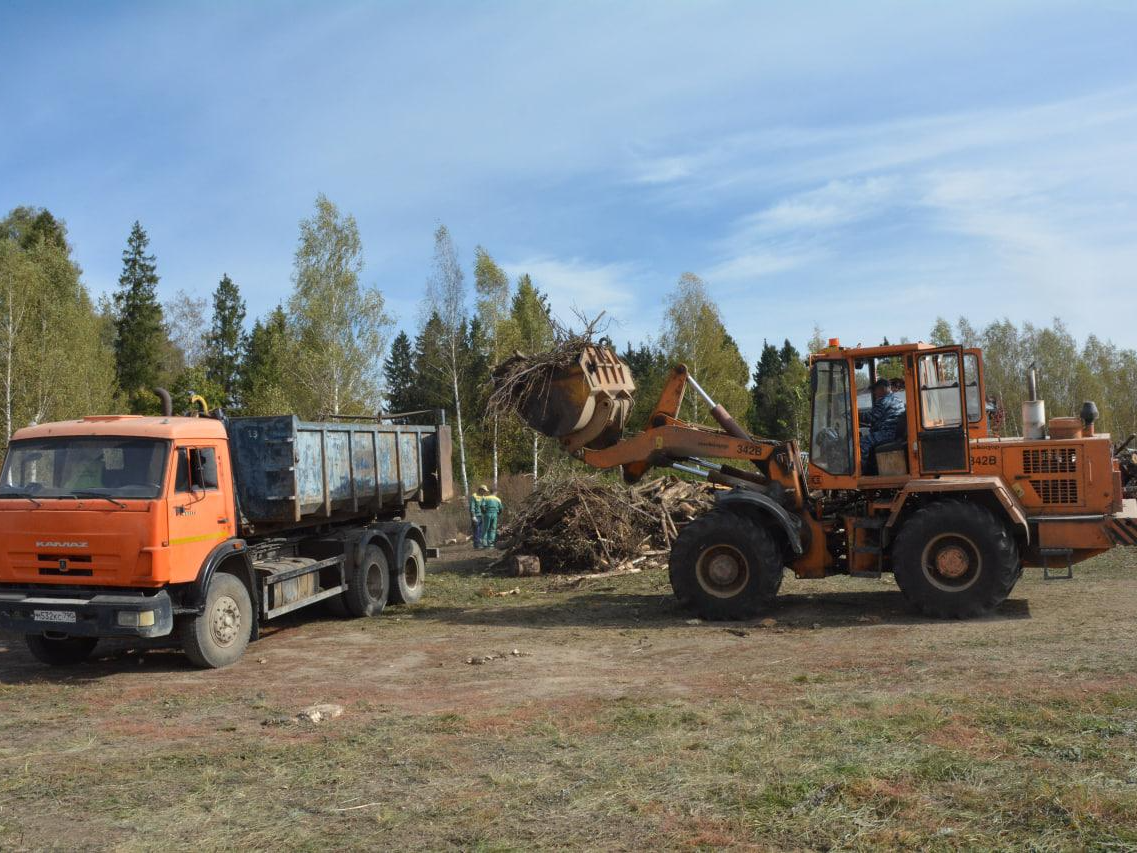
669 510 783 620
891 500 1020 619
180 572 252 668
390 539 425 605
25 634 97 666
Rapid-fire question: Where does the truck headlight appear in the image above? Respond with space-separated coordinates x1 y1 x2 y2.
117 611 155 628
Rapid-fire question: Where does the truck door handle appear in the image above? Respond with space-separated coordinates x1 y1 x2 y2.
217 517 229 524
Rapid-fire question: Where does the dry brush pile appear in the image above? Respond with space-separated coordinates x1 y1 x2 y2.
497 475 716 574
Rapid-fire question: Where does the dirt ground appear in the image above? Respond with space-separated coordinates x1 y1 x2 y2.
2 545 1137 851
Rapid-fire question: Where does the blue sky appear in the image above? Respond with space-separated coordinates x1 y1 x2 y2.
2 1 1136 367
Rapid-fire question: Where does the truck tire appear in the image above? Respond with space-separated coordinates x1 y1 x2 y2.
390 539 425 605
891 500 1020 619
25 634 98 666
343 544 390 617
180 571 252 668
669 510 784 620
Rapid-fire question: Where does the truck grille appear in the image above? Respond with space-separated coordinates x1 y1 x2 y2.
1030 479 1079 504
1023 448 1077 474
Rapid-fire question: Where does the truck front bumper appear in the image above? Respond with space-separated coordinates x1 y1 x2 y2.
0 588 174 639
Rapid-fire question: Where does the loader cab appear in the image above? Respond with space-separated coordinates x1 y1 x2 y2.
807 341 984 488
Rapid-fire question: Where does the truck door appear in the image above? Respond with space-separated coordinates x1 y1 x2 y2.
914 347 971 474
167 444 234 582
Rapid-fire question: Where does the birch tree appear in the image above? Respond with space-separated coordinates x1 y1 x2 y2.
424 225 471 496
474 247 511 487
287 195 392 417
0 208 115 451
659 272 749 424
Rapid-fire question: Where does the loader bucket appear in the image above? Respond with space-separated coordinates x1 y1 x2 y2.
507 345 636 451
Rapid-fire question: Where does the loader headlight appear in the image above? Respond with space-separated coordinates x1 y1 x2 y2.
117 610 155 628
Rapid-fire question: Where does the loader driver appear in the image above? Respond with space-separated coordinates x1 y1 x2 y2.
861 378 906 474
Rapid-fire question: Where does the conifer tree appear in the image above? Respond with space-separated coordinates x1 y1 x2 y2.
204 274 247 408
113 222 165 413
240 306 290 415
383 330 417 415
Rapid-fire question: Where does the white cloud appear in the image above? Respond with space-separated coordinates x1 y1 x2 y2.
500 256 648 334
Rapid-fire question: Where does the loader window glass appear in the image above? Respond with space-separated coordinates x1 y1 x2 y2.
1 437 169 499
964 353 981 423
810 360 853 475
918 353 963 429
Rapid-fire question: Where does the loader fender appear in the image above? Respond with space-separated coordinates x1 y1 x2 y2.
883 477 1030 545
715 489 805 556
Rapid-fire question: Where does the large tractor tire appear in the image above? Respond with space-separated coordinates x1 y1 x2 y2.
25 634 98 666
669 510 784 620
389 539 425 606
180 571 253 668
891 500 1020 619
341 544 390 617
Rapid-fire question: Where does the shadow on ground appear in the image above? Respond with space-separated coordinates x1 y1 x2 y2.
418 589 1032 630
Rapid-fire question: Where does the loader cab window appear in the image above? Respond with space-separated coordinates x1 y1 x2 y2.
917 352 963 429
964 353 981 424
810 360 853 475
174 447 219 493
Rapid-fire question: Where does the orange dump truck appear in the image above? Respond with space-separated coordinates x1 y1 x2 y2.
0 403 452 668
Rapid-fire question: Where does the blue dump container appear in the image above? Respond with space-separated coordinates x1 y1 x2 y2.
227 416 453 535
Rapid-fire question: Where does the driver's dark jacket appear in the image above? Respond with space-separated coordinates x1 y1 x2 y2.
861 391 906 456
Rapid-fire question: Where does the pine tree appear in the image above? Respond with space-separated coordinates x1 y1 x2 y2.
204 274 247 408
506 274 555 478
113 222 165 413
240 306 290 415
412 312 452 413
383 331 417 415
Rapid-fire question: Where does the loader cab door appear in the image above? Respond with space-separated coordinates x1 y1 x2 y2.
807 358 856 487
913 347 971 474
963 349 988 438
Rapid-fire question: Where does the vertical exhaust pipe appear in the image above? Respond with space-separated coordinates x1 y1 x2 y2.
1022 363 1046 439
154 387 173 417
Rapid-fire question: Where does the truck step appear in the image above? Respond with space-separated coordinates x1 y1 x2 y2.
1040 548 1074 580
850 570 882 579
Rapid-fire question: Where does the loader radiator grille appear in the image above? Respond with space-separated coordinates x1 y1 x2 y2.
1030 479 1079 505
1023 447 1077 474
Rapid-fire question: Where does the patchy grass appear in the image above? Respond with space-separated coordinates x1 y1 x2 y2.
1 545 1136 849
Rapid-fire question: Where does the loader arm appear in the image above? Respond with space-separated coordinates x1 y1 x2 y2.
518 355 806 506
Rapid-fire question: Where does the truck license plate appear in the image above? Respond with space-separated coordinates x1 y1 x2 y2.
33 609 76 624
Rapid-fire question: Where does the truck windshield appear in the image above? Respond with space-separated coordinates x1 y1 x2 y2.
1 437 170 500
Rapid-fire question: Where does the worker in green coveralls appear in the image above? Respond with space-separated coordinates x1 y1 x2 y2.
469 487 485 548
479 485 503 548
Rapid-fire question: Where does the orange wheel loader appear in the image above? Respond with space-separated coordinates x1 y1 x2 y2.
505 341 1137 620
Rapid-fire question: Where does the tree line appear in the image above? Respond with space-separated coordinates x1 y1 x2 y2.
1 197 1134 493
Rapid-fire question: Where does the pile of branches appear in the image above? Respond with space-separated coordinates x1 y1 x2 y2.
486 313 607 422
498 474 716 573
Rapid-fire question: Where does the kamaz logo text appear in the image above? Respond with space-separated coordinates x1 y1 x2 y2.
35 541 88 549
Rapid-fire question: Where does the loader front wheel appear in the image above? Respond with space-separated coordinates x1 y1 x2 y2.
669 511 783 620
891 500 1019 619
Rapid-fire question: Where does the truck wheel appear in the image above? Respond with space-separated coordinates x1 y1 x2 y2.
180 572 252 668
390 539 425 605
343 544 390 617
25 634 98 666
891 500 1020 619
669 510 784 620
